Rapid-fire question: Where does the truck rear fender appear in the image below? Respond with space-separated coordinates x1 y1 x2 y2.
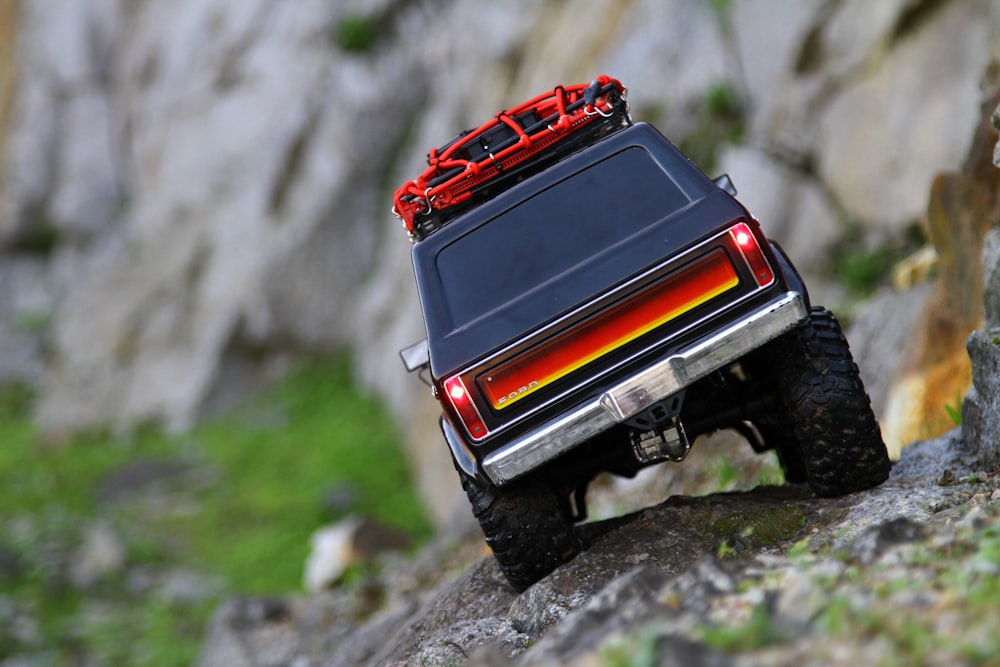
769 241 810 309
441 414 479 478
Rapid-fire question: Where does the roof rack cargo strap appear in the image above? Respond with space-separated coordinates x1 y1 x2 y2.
392 75 628 237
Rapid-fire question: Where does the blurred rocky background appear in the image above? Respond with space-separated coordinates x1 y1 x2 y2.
2 0 1000 663
3 0 1000 526
1 0 998 520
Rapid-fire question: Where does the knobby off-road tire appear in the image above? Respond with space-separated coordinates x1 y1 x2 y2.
755 306 890 497
458 470 580 591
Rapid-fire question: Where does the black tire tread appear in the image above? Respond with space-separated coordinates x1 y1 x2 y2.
459 471 580 590
755 422 810 484
761 307 890 496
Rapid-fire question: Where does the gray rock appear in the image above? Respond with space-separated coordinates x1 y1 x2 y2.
515 565 675 665
96 457 193 503
303 516 412 593
0 258 53 387
846 283 933 419
158 569 224 605
962 330 1000 468
194 596 298 667
771 564 828 630
993 101 1000 167
667 556 741 617
816 0 996 229
730 0 829 146
368 556 520 666
841 517 929 565
324 598 421 667
0 544 24 581
599 0 732 141
69 522 126 588
958 211 1000 473
982 229 1000 330
407 617 529 666
889 429 972 484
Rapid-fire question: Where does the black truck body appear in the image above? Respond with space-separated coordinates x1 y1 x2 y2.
398 83 889 590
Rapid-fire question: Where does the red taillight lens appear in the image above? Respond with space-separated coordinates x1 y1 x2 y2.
447 381 466 402
731 222 774 287
443 376 489 440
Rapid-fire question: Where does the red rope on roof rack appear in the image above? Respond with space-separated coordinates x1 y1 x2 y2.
393 75 628 238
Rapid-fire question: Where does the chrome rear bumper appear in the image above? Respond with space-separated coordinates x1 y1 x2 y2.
468 291 807 486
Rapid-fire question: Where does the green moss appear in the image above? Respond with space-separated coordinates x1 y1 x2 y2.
0 382 33 421
701 603 789 651
597 624 661 667
0 354 431 665
678 81 746 174
709 455 738 492
714 505 807 546
945 396 963 426
182 358 432 591
830 221 925 298
809 520 1000 665
705 0 733 15
334 14 378 53
837 243 895 296
16 310 51 334
705 82 743 123
9 204 62 256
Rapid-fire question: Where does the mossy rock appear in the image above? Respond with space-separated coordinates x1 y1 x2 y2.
714 504 808 547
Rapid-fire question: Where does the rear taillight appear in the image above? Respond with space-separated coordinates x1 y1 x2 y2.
443 375 489 440
731 222 774 287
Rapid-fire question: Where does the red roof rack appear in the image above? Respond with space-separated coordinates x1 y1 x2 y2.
393 75 629 240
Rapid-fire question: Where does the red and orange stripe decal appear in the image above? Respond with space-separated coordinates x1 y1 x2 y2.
481 251 739 410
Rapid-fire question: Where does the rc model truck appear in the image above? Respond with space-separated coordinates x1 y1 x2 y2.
394 76 891 590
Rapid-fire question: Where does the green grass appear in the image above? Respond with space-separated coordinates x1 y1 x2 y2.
831 221 925 298
808 529 1000 665
333 14 378 53
944 392 963 426
700 517 1000 664
836 243 896 297
597 624 661 667
700 603 790 652
0 355 432 665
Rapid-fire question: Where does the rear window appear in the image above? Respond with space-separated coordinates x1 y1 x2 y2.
436 147 692 327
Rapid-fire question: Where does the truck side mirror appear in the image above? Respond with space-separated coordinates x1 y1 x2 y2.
399 339 430 373
713 174 737 197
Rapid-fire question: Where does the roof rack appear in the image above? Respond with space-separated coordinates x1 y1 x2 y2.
393 76 630 240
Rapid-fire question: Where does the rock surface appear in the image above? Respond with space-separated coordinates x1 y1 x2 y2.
194 430 1000 667
962 329 1000 468
963 229 1000 469
870 93 1000 456
303 516 413 594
